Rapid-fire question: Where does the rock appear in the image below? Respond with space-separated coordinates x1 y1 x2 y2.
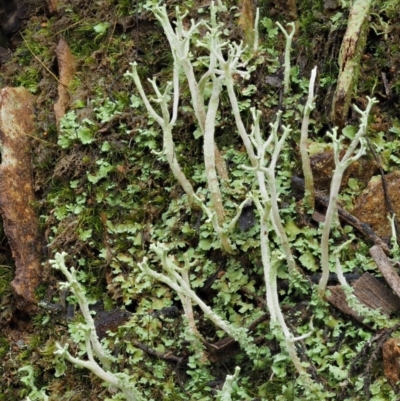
352 171 400 241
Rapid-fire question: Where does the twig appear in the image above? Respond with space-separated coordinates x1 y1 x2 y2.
21 32 68 90
132 340 183 364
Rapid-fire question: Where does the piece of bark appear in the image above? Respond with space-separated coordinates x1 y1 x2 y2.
327 286 365 324
352 273 400 314
370 245 400 299
0 87 41 314
94 309 132 339
54 39 76 128
327 273 400 325
383 338 400 386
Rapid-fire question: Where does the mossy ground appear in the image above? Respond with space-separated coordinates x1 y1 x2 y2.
0 0 400 400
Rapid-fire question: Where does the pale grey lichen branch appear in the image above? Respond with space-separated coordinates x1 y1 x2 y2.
388 214 399 253
219 366 240 401
260 114 300 276
253 8 259 53
126 3 242 254
219 52 257 166
50 252 144 401
251 191 311 379
150 4 204 125
300 66 317 211
54 340 119 387
138 243 255 356
203 73 226 227
126 62 197 205
242 112 300 282
242 108 312 379
319 97 378 292
276 22 295 94
50 252 114 368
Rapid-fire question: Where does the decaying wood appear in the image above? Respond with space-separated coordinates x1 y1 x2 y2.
54 39 76 128
327 273 400 325
370 245 400 299
383 338 400 386
327 286 365 323
352 273 400 314
0 87 41 313
330 0 372 127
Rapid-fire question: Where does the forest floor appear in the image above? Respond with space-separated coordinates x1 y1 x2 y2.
1 0 400 400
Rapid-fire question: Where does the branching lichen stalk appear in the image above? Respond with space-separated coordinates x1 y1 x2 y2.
50 252 144 401
204 74 225 226
300 66 317 212
276 22 295 94
125 63 196 205
319 97 378 292
220 366 240 401
126 3 241 253
139 243 255 356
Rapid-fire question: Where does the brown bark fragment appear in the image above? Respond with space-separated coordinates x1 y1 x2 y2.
352 273 400 314
0 87 41 314
327 286 365 323
95 309 132 339
54 39 76 128
383 338 400 386
370 245 400 299
327 273 400 326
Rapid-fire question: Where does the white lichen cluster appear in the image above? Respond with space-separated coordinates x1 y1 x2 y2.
36 1 379 400
127 0 377 387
